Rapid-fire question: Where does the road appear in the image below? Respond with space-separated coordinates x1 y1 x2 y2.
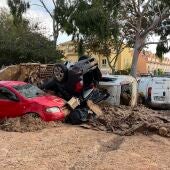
0 125 170 170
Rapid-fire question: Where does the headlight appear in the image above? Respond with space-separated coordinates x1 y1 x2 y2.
46 107 60 113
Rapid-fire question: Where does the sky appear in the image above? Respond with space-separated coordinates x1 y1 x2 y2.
0 0 72 43
0 0 169 58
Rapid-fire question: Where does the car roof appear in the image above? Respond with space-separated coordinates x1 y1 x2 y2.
0 81 27 87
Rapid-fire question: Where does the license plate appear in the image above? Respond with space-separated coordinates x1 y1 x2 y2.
154 96 165 101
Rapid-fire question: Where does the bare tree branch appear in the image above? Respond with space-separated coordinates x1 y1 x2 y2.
52 0 56 6
141 6 170 38
131 0 141 16
126 21 139 33
39 0 53 18
141 15 161 37
141 0 151 14
137 0 140 13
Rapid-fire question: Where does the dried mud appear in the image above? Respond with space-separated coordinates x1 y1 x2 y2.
0 106 169 138
0 113 61 132
89 105 170 137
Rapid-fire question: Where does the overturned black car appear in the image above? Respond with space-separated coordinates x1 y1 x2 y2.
41 56 109 124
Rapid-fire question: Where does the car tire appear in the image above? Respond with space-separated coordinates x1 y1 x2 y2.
53 63 68 83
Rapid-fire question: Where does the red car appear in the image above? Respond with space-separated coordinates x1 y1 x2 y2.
0 81 67 121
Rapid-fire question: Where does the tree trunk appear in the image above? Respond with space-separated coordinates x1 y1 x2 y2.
130 36 143 77
54 34 58 46
112 54 119 74
53 18 58 46
111 68 115 74
106 55 116 75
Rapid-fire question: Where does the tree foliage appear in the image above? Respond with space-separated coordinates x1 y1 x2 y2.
8 0 30 26
56 0 121 72
156 19 170 58
0 9 63 66
39 0 76 45
58 0 170 76
116 0 170 77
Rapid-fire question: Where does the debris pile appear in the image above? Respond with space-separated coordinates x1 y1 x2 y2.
89 105 170 137
0 105 169 137
0 113 61 132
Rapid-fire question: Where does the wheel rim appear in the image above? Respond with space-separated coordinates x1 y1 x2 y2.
54 66 64 81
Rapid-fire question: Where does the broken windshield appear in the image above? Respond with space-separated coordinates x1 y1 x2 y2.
14 84 45 98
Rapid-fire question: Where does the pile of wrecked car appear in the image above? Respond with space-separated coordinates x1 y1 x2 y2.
0 55 169 130
0 56 109 124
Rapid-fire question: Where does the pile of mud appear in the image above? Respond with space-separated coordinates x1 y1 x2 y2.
0 113 61 132
89 105 170 137
0 105 169 136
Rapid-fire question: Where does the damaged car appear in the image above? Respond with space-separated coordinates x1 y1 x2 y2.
0 56 109 124
99 75 138 107
0 81 69 121
41 56 109 124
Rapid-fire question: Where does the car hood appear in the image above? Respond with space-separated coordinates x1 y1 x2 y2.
31 95 65 108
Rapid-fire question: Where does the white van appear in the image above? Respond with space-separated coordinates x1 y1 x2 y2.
138 76 170 109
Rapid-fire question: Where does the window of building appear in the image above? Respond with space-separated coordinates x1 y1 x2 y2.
102 58 107 67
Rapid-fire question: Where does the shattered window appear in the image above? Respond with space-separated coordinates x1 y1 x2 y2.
14 84 44 98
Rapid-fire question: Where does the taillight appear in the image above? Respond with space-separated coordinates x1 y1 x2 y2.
75 81 83 93
148 87 152 97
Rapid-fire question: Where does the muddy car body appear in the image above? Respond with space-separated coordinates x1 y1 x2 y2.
0 81 66 121
99 75 137 107
0 57 108 124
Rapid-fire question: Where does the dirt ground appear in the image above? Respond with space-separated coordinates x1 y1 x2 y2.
0 106 169 170
0 124 170 170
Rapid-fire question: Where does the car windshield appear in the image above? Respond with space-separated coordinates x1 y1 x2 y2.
14 84 45 98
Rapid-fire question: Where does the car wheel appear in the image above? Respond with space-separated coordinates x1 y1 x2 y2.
53 64 68 83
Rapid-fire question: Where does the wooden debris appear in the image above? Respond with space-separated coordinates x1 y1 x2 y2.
67 97 80 109
87 100 103 117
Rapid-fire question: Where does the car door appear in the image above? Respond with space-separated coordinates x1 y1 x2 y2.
0 86 23 118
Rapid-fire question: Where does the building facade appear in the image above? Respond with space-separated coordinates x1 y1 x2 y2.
137 51 170 74
58 41 170 74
